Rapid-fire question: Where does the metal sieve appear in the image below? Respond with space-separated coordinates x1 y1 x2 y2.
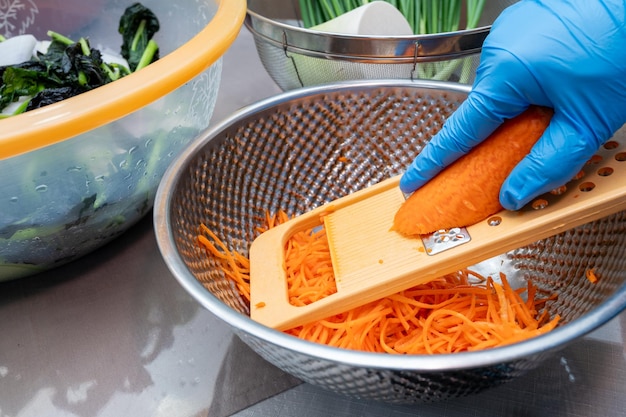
154 80 626 404
245 0 519 90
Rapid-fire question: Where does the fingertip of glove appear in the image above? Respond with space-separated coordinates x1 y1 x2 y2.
398 174 415 194
499 181 530 211
499 192 525 211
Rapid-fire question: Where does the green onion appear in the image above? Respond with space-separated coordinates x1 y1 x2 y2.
299 0 484 33
298 0 486 82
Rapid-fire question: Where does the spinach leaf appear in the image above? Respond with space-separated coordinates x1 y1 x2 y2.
26 86 83 111
0 65 48 109
119 3 160 72
61 41 109 88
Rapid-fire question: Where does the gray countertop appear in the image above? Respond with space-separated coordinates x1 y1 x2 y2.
1 27 625 417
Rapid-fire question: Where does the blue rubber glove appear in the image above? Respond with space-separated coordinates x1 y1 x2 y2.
399 0 626 210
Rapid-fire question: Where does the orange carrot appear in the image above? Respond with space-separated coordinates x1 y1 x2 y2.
197 209 560 354
393 105 554 236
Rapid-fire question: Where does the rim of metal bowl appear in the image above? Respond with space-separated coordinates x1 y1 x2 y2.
245 8 490 64
0 0 247 160
154 79 626 372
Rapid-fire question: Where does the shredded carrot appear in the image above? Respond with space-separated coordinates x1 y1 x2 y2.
586 268 599 284
197 223 252 302
284 225 337 306
197 210 560 354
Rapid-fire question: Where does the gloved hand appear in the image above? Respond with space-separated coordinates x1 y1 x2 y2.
399 0 626 210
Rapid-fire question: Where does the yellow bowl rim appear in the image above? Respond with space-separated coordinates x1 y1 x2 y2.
0 0 246 160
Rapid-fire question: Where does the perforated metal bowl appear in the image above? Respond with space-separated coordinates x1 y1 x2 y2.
154 80 626 403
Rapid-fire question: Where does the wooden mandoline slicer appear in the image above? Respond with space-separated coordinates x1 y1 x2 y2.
249 139 626 331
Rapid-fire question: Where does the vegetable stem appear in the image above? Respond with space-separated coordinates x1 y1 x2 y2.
78 71 88 86
0 99 30 119
47 30 75 45
131 19 147 52
78 37 91 56
134 39 158 71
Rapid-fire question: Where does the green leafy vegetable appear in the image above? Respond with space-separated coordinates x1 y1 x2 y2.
119 2 160 72
0 2 160 117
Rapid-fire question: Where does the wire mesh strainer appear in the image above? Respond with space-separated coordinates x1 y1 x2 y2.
245 0 519 90
154 80 626 404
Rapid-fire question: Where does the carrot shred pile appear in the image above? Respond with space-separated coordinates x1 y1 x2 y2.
197 210 560 354
197 210 290 303
284 224 337 306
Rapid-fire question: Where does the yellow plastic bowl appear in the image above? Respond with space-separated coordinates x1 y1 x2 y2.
0 0 246 280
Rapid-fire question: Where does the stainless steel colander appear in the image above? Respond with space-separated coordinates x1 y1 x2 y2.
154 80 626 404
245 0 519 90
